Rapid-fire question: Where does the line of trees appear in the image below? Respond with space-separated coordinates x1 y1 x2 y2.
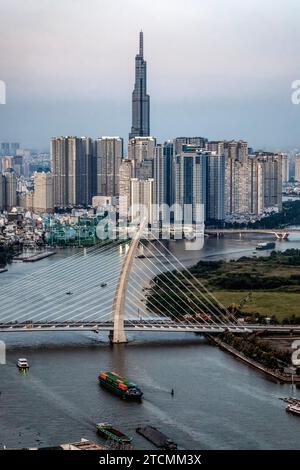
220 332 292 372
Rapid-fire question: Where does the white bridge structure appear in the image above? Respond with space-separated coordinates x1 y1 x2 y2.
0 224 299 343
205 228 300 240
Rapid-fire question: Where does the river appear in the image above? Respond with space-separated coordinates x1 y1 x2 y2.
0 233 300 450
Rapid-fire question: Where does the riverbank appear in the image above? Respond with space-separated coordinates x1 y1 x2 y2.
208 335 300 384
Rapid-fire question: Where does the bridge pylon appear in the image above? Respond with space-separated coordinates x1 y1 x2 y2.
111 221 145 344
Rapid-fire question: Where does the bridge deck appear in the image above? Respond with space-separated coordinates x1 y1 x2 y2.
0 321 299 334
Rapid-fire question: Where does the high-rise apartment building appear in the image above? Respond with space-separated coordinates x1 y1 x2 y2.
128 136 156 164
11 143 20 156
206 141 225 155
226 151 283 217
249 158 264 215
119 159 133 217
52 136 78 206
225 159 250 215
174 146 208 223
0 174 5 210
255 152 283 211
95 137 123 197
1 143 9 156
130 178 154 224
174 137 208 156
224 140 248 164
295 154 300 181
4 168 17 210
32 171 54 213
281 154 289 184
163 141 174 207
51 136 94 207
129 31 150 138
2 156 14 172
81 137 95 206
207 153 225 221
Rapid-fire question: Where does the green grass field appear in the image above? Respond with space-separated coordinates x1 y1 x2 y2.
213 290 300 319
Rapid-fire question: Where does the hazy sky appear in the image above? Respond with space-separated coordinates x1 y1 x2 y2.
0 0 300 150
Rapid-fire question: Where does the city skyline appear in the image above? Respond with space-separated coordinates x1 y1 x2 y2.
0 0 300 149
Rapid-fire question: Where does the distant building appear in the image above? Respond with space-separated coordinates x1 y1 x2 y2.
32 172 54 213
163 140 174 206
207 153 225 221
225 151 283 217
128 136 156 166
224 140 248 164
1 143 9 156
255 152 283 211
0 174 5 210
206 141 225 155
119 159 133 218
174 146 208 223
153 144 166 222
295 154 300 181
95 137 123 197
129 31 150 138
51 136 96 207
4 168 17 210
174 137 208 156
2 156 14 173
281 153 289 184
130 178 154 224
225 159 250 215
10 143 20 157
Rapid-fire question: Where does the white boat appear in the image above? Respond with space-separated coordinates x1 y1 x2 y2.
17 358 29 369
286 404 300 417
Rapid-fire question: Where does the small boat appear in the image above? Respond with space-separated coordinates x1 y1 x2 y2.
286 404 300 417
98 371 143 400
96 423 132 443
66 291 73 295
101 283 107 288
17 358 29 369
136 426 177 450
256 242 276 251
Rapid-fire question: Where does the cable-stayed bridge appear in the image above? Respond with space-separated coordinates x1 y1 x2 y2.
0 225 299 342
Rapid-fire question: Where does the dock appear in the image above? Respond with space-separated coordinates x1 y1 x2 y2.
13 251 56 262
10 438 108 451
280 397 300 406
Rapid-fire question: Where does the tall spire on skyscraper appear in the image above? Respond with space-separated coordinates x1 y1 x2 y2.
139 30 143 57
129 31 150 139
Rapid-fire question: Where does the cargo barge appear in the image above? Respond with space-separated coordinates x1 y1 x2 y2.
136 426 177 450
96 423 132 443
98 371 143 400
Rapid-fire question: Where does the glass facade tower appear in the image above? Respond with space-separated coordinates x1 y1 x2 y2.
129 31 150 138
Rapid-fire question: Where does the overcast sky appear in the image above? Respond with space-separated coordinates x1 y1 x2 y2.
0 0 300 150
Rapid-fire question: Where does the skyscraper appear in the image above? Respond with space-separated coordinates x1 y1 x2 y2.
174 137 208 156
0 174 6 210
51 136 90 207
32 171 54 213
295 154 300 182
207 153 225 221
174 146 208 223
129 31 150 138
4 168 17 210
95 137 123 197
119 159 133 217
